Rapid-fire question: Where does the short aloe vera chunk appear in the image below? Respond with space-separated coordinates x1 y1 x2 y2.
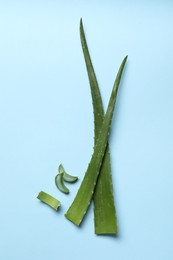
58 164 78 183
55 173 69 194
65 56 127 226
80 19 118 234
37 191 60 210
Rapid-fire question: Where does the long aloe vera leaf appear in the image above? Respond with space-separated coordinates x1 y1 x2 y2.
65 56 127 226
80 19 118 234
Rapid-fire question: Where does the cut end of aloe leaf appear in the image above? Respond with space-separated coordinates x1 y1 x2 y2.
95 222 118 235
37 191 61 210
64 212 81 226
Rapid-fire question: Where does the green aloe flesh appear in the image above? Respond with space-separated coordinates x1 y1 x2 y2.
58 164 78 183
65 55 127 226
80 19 118 234
55 173 69 194
37 191 61 210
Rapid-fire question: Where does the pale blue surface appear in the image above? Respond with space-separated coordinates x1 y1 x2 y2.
0 1 173 259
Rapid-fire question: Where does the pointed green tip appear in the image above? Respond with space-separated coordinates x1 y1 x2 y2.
80 18 84 32
121 55 128 68
80 18 82 28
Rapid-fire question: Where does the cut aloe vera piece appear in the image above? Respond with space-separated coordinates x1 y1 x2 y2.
65 56 127 226
80 19 118 234
58 164 78 183
55 173 70 194
37 191 61 210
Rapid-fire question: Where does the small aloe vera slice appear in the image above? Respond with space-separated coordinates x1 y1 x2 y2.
65 56 127 226
80 19 118 234
37 191 60 210
55 173 69 194
58 164 78 183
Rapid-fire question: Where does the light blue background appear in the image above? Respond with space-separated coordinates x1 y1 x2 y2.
0 1 173 259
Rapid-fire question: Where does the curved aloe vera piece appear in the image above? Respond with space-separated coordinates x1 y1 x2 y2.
58 164 78 183
65 56 127 226
37 191 60 210
80 19 118 234
55 173 69 194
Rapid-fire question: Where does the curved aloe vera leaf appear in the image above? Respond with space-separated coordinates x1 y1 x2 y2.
80 19 118 234
65 56 127 226
37 191 60 210
55 173 69 194
58 164 78 183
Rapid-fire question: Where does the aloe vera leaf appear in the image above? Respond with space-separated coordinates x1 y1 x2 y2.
55 173 69 194
80 19 118 234
37 191 60 210
65 56 127 226
58 164 78 183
